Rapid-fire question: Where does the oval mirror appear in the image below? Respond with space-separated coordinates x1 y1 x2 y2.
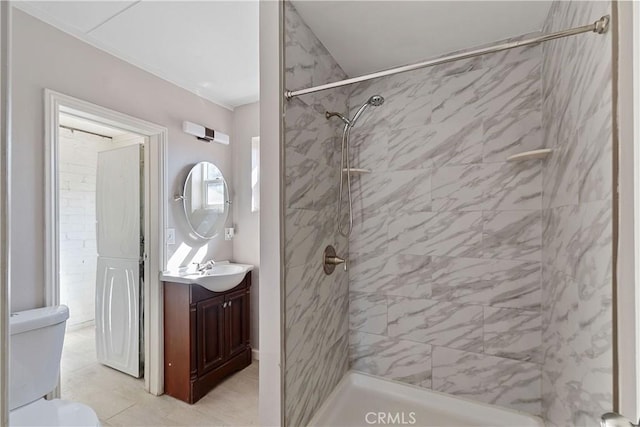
183 162 229 240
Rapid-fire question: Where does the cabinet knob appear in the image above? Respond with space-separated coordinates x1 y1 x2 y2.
222 302 227 308
229 301 232 307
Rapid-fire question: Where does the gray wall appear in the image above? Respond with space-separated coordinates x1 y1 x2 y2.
346 37 544 415
232 101 260 350
283 3 350 426
540 1 613 425
12 10 234 311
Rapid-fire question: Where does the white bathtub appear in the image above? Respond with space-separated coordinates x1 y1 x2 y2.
308 371 544 427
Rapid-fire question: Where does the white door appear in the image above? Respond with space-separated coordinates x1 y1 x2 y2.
95 145 142 378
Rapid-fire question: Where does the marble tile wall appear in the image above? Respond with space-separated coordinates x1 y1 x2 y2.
283 0 613 424
540 1 613 426
346 38 545 415
283 2 351 426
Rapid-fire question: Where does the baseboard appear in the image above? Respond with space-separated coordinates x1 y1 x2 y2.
252 348 260 361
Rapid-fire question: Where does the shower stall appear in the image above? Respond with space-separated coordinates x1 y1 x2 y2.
282 1 614 425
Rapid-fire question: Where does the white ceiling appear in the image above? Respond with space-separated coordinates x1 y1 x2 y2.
15 1 552 107
15 1 259 110
291 1 553 77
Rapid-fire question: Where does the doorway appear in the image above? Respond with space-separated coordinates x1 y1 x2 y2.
45 90 168 396
57 114 146 382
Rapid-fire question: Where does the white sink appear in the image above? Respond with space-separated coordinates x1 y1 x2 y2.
161 262 253 293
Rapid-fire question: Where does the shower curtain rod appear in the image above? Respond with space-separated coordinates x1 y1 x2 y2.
284 15 610 100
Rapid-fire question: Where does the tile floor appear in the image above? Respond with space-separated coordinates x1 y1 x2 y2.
61 326 259 426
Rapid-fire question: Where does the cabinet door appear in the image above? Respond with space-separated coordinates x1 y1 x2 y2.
226 288 250 358
196 295 226 375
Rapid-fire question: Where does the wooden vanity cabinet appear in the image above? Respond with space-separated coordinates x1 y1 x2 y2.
164 273 251 404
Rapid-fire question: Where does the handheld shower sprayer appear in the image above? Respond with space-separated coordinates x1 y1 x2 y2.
368 95 385 106
325 95 385 129
325 95 385 237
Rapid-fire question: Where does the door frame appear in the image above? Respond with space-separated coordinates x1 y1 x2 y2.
616 0 640 421
0 1 10 424
44 90 168 395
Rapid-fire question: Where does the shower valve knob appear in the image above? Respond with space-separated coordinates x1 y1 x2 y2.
323 245 347 275
326 255 345 265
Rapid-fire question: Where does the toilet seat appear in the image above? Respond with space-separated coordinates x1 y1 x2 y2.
10 398 100 427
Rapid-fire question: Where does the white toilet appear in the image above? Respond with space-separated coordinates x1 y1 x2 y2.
9 305 100 426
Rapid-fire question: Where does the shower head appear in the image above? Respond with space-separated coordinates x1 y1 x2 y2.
368 95 385 106
350 94 385 127
325 94 385 128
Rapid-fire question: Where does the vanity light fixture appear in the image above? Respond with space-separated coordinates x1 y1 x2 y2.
182 121 230 145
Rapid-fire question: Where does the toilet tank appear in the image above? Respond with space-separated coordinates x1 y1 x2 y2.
9 305 69 410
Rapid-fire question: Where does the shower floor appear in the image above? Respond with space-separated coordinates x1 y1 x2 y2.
308 371 543 427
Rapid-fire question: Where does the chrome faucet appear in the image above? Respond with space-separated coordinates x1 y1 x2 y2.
195 260 216 273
